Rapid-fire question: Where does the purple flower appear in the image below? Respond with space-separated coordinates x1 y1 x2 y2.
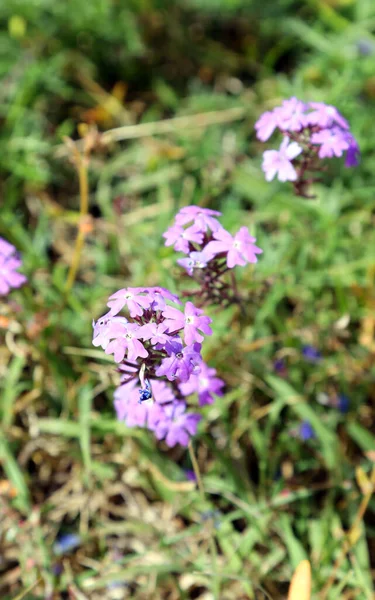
255 110 280 141
177 249 214 276
153 401 202 447
162 301 212 345
262 137 302 182
151 379 176 404
163 224 204 254
114 379 169 427
105 322 148 362
53 533 81 556
155 340 202 382
179 362 224 406
107 287 152 318
0 237 27 296
92 314 127 350
337 394 350 414
302 345 321 363
146 286 181 310
205 226 262 269
174 206 222 232
140 321 169 346
299 421 315 441
344 134 360 167
276 97 308 131
306 102 349 130
311 127 350 159
185 469 197 482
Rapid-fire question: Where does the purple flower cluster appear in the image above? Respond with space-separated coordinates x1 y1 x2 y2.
255 98 359 194
93 286 224 447
163 206 262 306
0 237 27 296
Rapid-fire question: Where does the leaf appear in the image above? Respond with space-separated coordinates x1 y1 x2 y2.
347 422 375 453
266 376 338 469
279 514 307 569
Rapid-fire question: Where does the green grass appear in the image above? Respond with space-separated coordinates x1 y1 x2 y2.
1 1 375 598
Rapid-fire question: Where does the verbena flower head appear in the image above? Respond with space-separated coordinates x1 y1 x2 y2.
163 206 262 306
93 286 215 447
0 237 27 296
255 98 359 196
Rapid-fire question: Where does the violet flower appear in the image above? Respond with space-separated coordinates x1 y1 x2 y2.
276 97 308 131
177 250 213 276
179 362 224 406
311 127 350 159
255 97 359 194
306 102 349 130
107 287 152 318
0 237 27 296
205 226 262 268
299 421 315 441
262 137 302 182
155 341 202 382
153 402 202 447
162 301 213 345
175 205 222 232
163 224 204 254
105 322 148 362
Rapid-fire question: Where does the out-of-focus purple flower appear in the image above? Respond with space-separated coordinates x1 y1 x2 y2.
153 401 202 447
205 226 262 269
0 237 27 296
105 322 148 362
273 358 288 377
175 206 222 232
255 110 280 141
276 97 308 131
311 127 350 159
115 379 163 427
179 362 224 405
107 287 152 318
177 250 213 276
299 421 315 441
162 301 212 345
185 469 197 482
256 98 359 191
344 135 360 167
0 238 16 257
302 345 321 363
163 224 204 254
156 340 202 382
306 102 349 130
262 137 302 182
337 394 350 414
357 39 375 56
53 533 81 556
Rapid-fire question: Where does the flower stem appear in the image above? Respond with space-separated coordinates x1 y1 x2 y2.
188 440 220 599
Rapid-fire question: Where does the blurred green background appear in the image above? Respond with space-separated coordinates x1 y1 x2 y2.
1 0 375 598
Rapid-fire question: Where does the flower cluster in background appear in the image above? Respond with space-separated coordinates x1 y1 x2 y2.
0 237 27 296
93 286 224 447
255 97 359 196
163 205 262 306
